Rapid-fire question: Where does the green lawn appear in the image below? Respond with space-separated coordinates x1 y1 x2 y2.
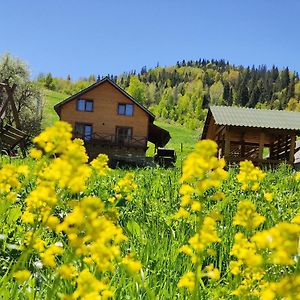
42 89 68 128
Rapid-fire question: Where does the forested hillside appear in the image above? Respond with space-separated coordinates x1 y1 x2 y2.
37 59 300 129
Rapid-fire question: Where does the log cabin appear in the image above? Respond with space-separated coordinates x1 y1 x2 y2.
202 106 300 166
54 77 170 160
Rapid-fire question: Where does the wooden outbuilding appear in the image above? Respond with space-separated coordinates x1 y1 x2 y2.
54 77 170 160
0 82 26 156
201 106 300 166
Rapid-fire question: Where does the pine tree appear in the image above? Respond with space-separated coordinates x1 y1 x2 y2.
237 84 249 106
281 67 290 89
222 81 230 105
248 85 261 108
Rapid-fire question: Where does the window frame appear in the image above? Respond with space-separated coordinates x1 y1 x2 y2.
76 99 94 112
117 103 134 116
74 122 93 141
116 126 133 144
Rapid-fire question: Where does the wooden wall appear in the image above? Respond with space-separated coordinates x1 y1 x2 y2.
204 115 297 165
59 81 150 139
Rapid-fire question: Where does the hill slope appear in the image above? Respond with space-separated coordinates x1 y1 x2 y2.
38 59 300 130
42 89 68 128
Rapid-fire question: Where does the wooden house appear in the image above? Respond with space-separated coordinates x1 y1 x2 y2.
54 77 170 160
202 106 300 166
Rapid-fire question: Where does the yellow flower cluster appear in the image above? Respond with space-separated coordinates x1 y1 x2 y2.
13 269 31 284
230 233 263 271
4 121 140 299
233 200 265 230
121 254 142 274
177 140 226 293
21 184 57 224
0 164 28 201
72 269 113 300
176 140 228 218
109 172 137 203
31 121 92 193
32 121 73 154
90 153 111 176
180 216 220 263
58 264 77 280
204 264 220 280
229 232 266 297
177 271 195 292
180 140 228 187
264 192 273 202
57 196 127 272
176 141 300 298
229 175 300 299
40 244 64 268
237 160 266 190
252 221 300 265
260 274 300 300
295 171 300 181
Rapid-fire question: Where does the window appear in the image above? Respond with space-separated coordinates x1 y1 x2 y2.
74 123 93 141
116 127 132 145
77 99 93 112
118 104 133 116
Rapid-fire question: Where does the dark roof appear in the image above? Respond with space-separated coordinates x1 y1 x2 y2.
54 77 155 121
148 123 171 147
202 105 300 138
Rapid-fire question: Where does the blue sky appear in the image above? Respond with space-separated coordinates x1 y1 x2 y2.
1 0 299 79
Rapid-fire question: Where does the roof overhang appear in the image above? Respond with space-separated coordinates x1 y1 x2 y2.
202 106 300 140
148 123 171 147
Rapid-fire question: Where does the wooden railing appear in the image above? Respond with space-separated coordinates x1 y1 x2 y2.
74 133 147 149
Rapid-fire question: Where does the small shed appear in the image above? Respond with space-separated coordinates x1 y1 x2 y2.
201 106 300 166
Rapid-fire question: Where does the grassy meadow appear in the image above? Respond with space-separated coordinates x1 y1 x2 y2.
0 90 299 299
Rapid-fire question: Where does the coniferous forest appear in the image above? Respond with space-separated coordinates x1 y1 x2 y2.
37 59 300 129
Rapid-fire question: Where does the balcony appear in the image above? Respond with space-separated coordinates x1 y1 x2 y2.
74 132 147 149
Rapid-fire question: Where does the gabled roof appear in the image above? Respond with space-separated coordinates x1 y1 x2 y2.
54 77 155 121
202 105 300 138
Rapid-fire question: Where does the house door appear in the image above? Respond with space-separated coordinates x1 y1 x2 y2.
116 127 132 145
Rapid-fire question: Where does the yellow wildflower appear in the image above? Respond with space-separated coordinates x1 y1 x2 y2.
211 191 225 201
121 255 142 274
13 270 31 284
291 212 300 224
295 172 300 181
261 274 300 300
237 160 266 190
233 200 265 230
177 271 195 292
230 233 262 267
72 269 113 300
188 216 220 253
40 244 63 268
204 264 220 280
191 201 201 212
22 184 57 224
109 173 137 203
252 222 300 265
174 207 190 219
58 264 77 280
90 153 111 176
29 148 43 159
57 196 127 272
264 192 273 202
